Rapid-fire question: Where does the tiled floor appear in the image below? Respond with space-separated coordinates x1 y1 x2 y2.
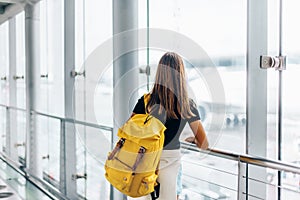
0 178 21 200
0 159 52 200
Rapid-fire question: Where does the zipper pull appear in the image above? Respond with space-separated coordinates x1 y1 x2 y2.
144 115 153 124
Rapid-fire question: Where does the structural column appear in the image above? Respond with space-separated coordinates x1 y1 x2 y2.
25 3 41 176
247 0 268 199
7 17 18 162
60 0 77 198
113 0 138 199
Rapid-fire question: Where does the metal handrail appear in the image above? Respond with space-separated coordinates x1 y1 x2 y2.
0 104 113 132
31 110 113 132
0 104 26 112
181 142 300 175
1 104 300 177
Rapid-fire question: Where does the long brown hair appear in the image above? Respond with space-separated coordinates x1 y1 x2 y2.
146 52 194 119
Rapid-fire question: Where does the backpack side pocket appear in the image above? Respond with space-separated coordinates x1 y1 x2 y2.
138 174 158 195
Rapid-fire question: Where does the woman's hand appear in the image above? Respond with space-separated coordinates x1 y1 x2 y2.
184 136 197 144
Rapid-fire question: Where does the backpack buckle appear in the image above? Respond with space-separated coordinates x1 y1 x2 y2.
132 146 147 171
107 138 126 160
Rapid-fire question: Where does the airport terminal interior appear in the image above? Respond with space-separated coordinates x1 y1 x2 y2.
1 0 300 199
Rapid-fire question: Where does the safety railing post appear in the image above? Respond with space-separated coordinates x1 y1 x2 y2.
8 16 18 162
238 157 246 200
25 1 41 177
59 119 66 195
5 106 9 155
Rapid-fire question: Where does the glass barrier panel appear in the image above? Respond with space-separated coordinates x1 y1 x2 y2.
247 165 300 200
36 114 61 189
75 124 112 199
16 110 26 165
0 107 6 154
16 12 26 109
181 151 238 200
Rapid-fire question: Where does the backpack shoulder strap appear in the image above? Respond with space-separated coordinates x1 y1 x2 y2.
143 93 151 114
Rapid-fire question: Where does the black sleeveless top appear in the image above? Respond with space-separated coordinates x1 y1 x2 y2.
132 95 200 150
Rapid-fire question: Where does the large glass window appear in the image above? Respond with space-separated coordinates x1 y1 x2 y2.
39 0 64 116
266 1 280 197
34 0 65 187
266 0 300 199
0 22 9 155
281 0 300 198
0 22 9 105
75 0 113 126
138 1 247 199
282 0 300 163
14 12 27 166
74 0 112 199
3 1 300 200
15 12 26 109
139 0 247 153
266 2 279 198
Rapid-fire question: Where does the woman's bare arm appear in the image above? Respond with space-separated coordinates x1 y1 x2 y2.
188 120 209 150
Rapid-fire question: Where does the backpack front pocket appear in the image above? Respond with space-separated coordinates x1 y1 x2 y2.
105 166 134 192
138 174 158 195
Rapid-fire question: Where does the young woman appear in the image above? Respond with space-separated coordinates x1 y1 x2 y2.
129 52 208 200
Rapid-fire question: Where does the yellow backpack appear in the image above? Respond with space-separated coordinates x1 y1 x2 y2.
105 94 166 198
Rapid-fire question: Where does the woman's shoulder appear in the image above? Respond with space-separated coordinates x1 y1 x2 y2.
187 98 200 122
133 95 146 114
